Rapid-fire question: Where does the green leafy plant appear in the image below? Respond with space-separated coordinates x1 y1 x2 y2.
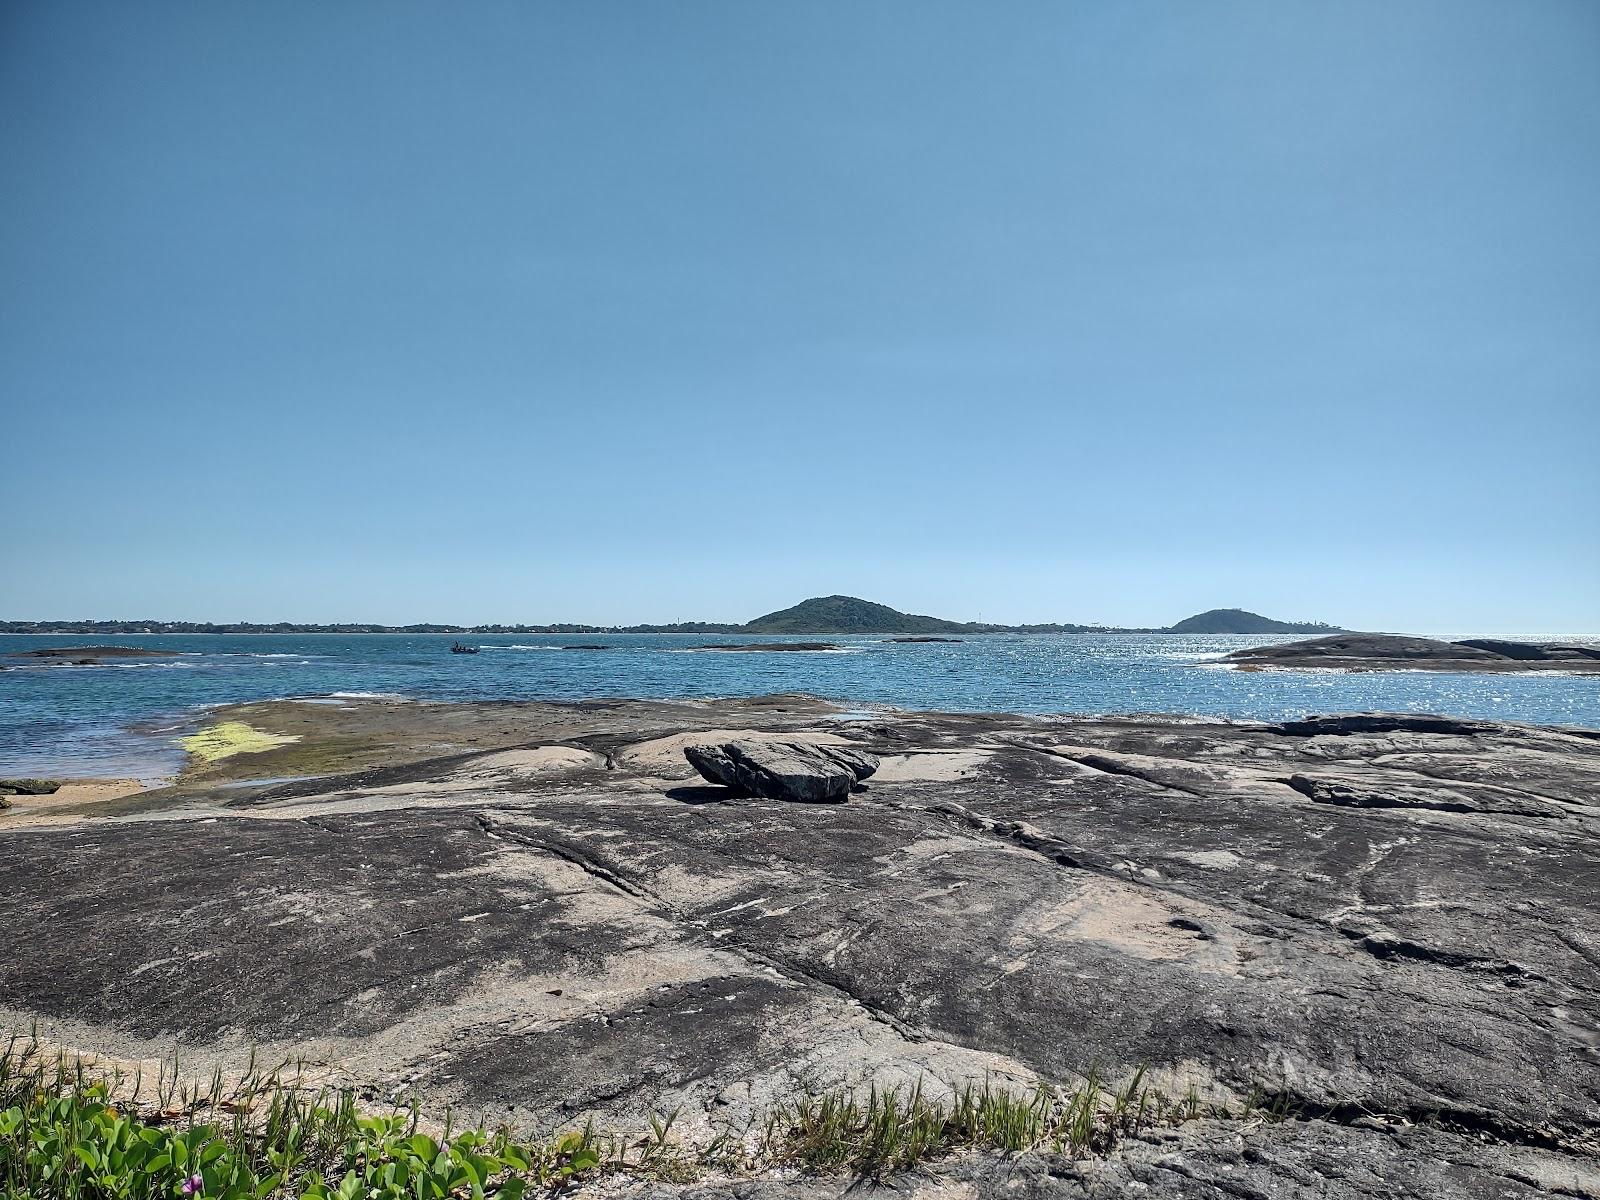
2 1026 1234 1195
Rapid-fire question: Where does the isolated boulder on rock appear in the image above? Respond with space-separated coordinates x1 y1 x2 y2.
683 740 878 802
0 779 60 796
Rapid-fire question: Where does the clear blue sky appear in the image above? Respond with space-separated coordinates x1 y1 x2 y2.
3 1 1596 633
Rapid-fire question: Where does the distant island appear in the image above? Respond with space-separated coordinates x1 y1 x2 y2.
742 597 1340 636
1163 608 1342 635
0 596 1342 637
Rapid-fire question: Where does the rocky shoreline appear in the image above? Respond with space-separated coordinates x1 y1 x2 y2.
1227 632 1600 673
1 694 1597 1197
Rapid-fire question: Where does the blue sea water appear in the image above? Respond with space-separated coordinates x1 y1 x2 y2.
2 632 1597 779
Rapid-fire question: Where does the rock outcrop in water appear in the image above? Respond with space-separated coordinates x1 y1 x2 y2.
1227 632 1600 672
1 694 1596 1197
690 642 841 652
6 646 182 665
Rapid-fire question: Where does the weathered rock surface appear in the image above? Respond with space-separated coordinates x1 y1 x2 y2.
1 695 1597 1198
1229 632 1600 672
684 740 879 802
0 778 61 795
607 1117 1600 1199
1457 638 1600 663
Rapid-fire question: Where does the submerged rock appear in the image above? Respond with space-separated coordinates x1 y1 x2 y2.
684 740 878 802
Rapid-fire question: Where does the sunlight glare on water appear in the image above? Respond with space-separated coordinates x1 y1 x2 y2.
2 632 1597 778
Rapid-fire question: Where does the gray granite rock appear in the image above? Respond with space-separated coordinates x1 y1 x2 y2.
684 740 878 801
1 697 1596 1196
1229 633 1600 672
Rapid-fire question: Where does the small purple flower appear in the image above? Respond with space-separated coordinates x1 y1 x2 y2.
180 1174 204 1196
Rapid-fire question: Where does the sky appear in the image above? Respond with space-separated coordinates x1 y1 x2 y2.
2 1 1597 634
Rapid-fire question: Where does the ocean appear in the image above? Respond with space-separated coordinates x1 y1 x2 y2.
2 631 1597 780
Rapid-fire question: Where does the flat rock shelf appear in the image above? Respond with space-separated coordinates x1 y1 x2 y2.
1 694 1597 1198
1226 632 1600 672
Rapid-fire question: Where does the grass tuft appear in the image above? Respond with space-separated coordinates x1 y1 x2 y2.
1 1027 1267 1196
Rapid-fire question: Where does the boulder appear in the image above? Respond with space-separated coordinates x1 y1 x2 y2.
0 779 61 796
683 740 878 802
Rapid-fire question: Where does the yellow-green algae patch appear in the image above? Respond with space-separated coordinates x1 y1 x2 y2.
181 721 301 763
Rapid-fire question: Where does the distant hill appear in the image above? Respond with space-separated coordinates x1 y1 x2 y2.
743 596 971 635
2 600 1341 637
742 597 1340 635
1165 609 1343 635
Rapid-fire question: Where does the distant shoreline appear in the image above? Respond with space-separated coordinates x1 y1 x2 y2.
0 597 1343 638
0 630 1177 640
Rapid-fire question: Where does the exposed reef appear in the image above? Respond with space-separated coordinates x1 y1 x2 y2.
689 642 842 652
1227 632 1600 672
2 695 1597 1197
6 645 183 665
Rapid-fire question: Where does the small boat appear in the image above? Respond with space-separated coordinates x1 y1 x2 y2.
450 641 480 655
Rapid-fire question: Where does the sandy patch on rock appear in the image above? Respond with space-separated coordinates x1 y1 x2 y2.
1175 849 1243 870
256 747 608 810
649 864 755 909
873 750 993 783
1019 879 1231 968
451 746 604 779
0 780 153 827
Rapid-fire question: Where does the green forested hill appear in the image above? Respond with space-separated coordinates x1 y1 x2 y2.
743 596 971 634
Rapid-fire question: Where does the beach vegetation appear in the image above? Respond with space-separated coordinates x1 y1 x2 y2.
0 1031 1274 1197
